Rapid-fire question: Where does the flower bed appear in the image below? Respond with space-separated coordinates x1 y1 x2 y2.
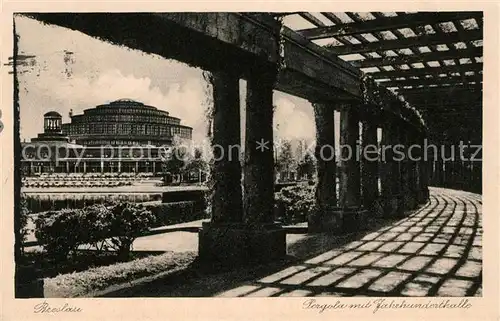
44 251 196 297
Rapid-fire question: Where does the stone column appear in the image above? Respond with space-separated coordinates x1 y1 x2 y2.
308 102 337 232
380 124 392 209
199 69 284 266
381 116 404 217
135 161 138 173
206 70 242 223
406 128 419 209
463 140 473 191
243 68 276 226
361 113 379 214
66 161 70 173
338 104 367 231
436 156 444 187
241 65 285 261
418 133 430 203
83 161 87 173
399 125 414 210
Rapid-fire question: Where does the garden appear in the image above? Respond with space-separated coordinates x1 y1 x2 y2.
17 183 316 297
17 194 207 298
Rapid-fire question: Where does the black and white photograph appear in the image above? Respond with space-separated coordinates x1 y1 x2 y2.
3 8 494 316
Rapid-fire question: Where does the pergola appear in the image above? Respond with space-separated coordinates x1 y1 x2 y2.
274 12 483 145
16 12 484 267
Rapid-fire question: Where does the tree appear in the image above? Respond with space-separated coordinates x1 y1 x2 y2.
161 136 188 183
183 147 209 183
297 152 316 180
275 139 295 181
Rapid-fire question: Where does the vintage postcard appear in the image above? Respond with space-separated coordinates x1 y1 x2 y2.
0 1 498 321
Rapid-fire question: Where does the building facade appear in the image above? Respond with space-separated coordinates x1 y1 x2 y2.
21 99 193 176
61 98 192 146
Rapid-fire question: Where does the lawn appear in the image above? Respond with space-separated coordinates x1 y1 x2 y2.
20 250 197 298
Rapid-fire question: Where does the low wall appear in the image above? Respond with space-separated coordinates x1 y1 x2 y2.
25 193 162 213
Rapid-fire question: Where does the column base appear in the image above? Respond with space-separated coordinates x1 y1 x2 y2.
363 197 385 218
383 194 405 218
416 188 430 204
308 206 368 234
404 192 418 210
198 222 286 267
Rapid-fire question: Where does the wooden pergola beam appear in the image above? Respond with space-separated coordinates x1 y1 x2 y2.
404 98 482 107
368 63 483 79
326 29 482 55
379 75 481 87
270 12 302 18
297 12 481 40
351 47 483 68
298 12 326 27
395 83 482 94
407 100 482 108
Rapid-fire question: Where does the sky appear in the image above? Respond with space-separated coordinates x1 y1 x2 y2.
15 16 342 148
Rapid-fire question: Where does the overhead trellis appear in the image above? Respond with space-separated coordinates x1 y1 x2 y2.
272 11 483 141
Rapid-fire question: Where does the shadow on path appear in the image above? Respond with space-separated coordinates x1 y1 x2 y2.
102 188 482 297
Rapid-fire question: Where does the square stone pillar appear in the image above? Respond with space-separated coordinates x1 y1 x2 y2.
361 115 379 214
338 105 368 232
242 66 285 260
199 68 285 267
308 102 338 232
199 70 244 265
381 117 404 218
406 128 419 209
399 125 417 210
417 134 430 204
435 149 444 187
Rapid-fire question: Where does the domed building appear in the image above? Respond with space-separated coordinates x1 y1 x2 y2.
61 99 192 146
21 99 194 176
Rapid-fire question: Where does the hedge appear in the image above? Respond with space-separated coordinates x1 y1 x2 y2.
35 202 155 261
144 201 209 228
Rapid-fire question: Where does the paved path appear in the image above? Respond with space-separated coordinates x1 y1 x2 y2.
217 188 482 297
106 187 483 297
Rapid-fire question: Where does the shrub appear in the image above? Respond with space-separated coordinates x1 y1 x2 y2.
34 202 155 262
19 194 31 254
35 209 84 261
106 202 156 261
274 184 317 224
145 201 208 227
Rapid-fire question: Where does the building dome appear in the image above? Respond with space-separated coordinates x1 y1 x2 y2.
113 98 139 103
61 99 192 146
44 111 62 118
